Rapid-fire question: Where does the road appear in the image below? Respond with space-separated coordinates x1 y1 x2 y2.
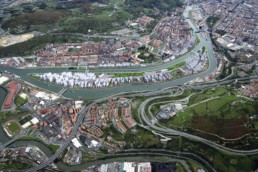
0 4 218 100
0 32 216 100
4 75 257 172
23 104 87 172
138 84 258 156
2 4 257 171
116 149 216 172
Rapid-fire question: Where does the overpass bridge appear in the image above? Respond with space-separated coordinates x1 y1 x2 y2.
0 135 24 151
57 87 68 97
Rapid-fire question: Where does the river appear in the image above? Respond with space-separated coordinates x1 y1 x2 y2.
0 36 216 100
0 86 9 144
8 140 213 172
0 7 217 100
0 124 9 144
0 5 217 171
0 86 7 109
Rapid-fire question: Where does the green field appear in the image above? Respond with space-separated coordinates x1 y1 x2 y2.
113 72 144 77
192 96 239 118
147 87 258 140
164 96 254 125
162 95 257 139
68 47 81 53
15 97 27 108
167 61 186 71
5 120 21 134
7 122 20 132
188 87 228 105
169 108 193 128
170 69 184 79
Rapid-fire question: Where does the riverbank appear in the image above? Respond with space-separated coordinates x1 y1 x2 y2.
0 11 217 99
0 86 7 110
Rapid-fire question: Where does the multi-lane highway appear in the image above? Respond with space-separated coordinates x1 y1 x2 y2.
23 104 86 172
138 81 258 156
25 76 258 171
1 4 257 172
4 75 257 172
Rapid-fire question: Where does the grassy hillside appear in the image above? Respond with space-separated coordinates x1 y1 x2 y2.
125 0 182 11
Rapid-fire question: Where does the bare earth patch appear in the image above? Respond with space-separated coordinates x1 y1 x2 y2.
0 33 34 47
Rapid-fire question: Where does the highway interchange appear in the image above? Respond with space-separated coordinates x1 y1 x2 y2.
138 83 258 156
17 76 257 172
1 5 258 172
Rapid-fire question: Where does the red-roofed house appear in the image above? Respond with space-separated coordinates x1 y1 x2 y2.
4 81 18 109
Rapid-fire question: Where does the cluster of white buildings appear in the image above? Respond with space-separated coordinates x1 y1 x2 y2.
39 71 135 88
157 103 185 119
143 72 173 83
39 69 174 88
71 138 82 148
111 77 134 86
185 53 207 73
99 162 151 172
40 71 97 88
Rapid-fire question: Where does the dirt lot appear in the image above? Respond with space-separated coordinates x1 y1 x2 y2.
0 33 34 47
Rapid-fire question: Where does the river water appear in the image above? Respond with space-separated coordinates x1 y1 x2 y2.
0 124 9 144
7 140 192 171
0 6 216 171
0 10 217 100
0 86 6 109
0 86 9 144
